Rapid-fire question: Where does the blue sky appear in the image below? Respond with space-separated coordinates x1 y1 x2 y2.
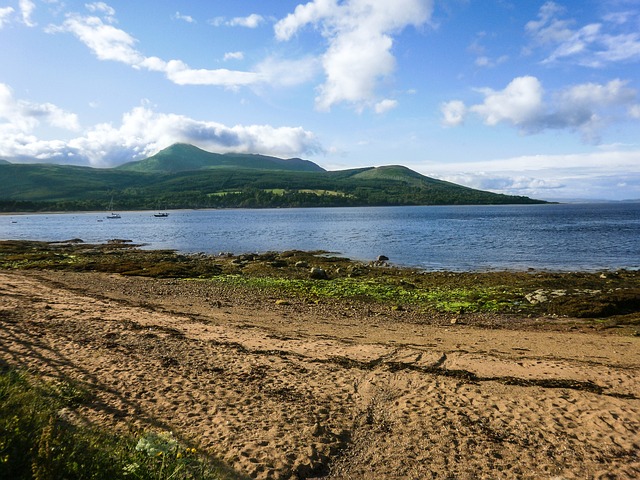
1 0 640 201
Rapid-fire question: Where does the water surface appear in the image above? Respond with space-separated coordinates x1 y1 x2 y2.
2 203 639 271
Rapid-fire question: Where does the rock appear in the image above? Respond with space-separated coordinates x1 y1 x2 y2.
309 267 328 280
525 290 549 304
295 261 309 268
60 238 84 244
269 260 288 268
372 255 390 266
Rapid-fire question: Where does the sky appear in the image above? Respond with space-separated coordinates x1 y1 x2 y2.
1 0 640 201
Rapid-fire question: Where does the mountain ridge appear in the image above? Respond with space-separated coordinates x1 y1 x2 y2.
0 143 549 211
116 143 325 173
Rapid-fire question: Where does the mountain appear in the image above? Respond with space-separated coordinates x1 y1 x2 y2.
0 144 548 211
0 159 10 165
117 143 325 173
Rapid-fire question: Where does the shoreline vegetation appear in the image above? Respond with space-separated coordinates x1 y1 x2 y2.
1 239 639 327
1 239 639 479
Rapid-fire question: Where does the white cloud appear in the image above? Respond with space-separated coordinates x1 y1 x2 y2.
224 51 244 61
526 1 640 67
445 76 639 143
48 13 143 64
19 0 36 27
440 100 466 126
0 83 80 133
630 104 640 118
162 60 262 87
435 172 565 195
228 14 264 28
173 11 195 24
274 0 433 111
209 14 264 28
47 8 264 88
470 76 545 127
0 7 14 28
420 150 640 200
374 99 397 114
85 2 115 20
0 87 322 166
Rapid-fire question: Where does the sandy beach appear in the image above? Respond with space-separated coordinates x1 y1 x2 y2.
1 268 639 479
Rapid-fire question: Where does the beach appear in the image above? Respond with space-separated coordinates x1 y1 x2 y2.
1 259 639 479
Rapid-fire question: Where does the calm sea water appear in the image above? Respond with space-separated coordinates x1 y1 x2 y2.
2 203 639 272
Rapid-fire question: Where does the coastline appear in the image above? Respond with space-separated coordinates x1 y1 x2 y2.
1 241 639 478
3 203 640 273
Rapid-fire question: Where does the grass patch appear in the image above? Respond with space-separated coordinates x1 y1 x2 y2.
200 275 527 314
0 361 243 479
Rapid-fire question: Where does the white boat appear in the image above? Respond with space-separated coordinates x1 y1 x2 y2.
153 212 169 217
106 198 121 219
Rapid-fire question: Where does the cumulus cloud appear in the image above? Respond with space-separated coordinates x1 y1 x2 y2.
0 6 14 28
19 0 36 26
47 6 265 88
228 14 264 28
0 86 322 166
526 1 640 67
0 83 80 133
443 76 639 143
470 76 545 127
274 0 433 111
440 100 467 127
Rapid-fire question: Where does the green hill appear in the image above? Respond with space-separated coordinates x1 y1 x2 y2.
0 144 548 212
117 143 325 173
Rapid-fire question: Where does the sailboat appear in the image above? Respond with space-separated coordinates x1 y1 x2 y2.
153 202 169 217
106 197 121 219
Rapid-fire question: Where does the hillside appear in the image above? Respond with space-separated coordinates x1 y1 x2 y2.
0 144 547 211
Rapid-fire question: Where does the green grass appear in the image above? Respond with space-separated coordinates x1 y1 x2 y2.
0 362 243 480
199 275 527 314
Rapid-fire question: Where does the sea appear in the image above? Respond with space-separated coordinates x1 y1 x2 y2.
1 203 639 272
